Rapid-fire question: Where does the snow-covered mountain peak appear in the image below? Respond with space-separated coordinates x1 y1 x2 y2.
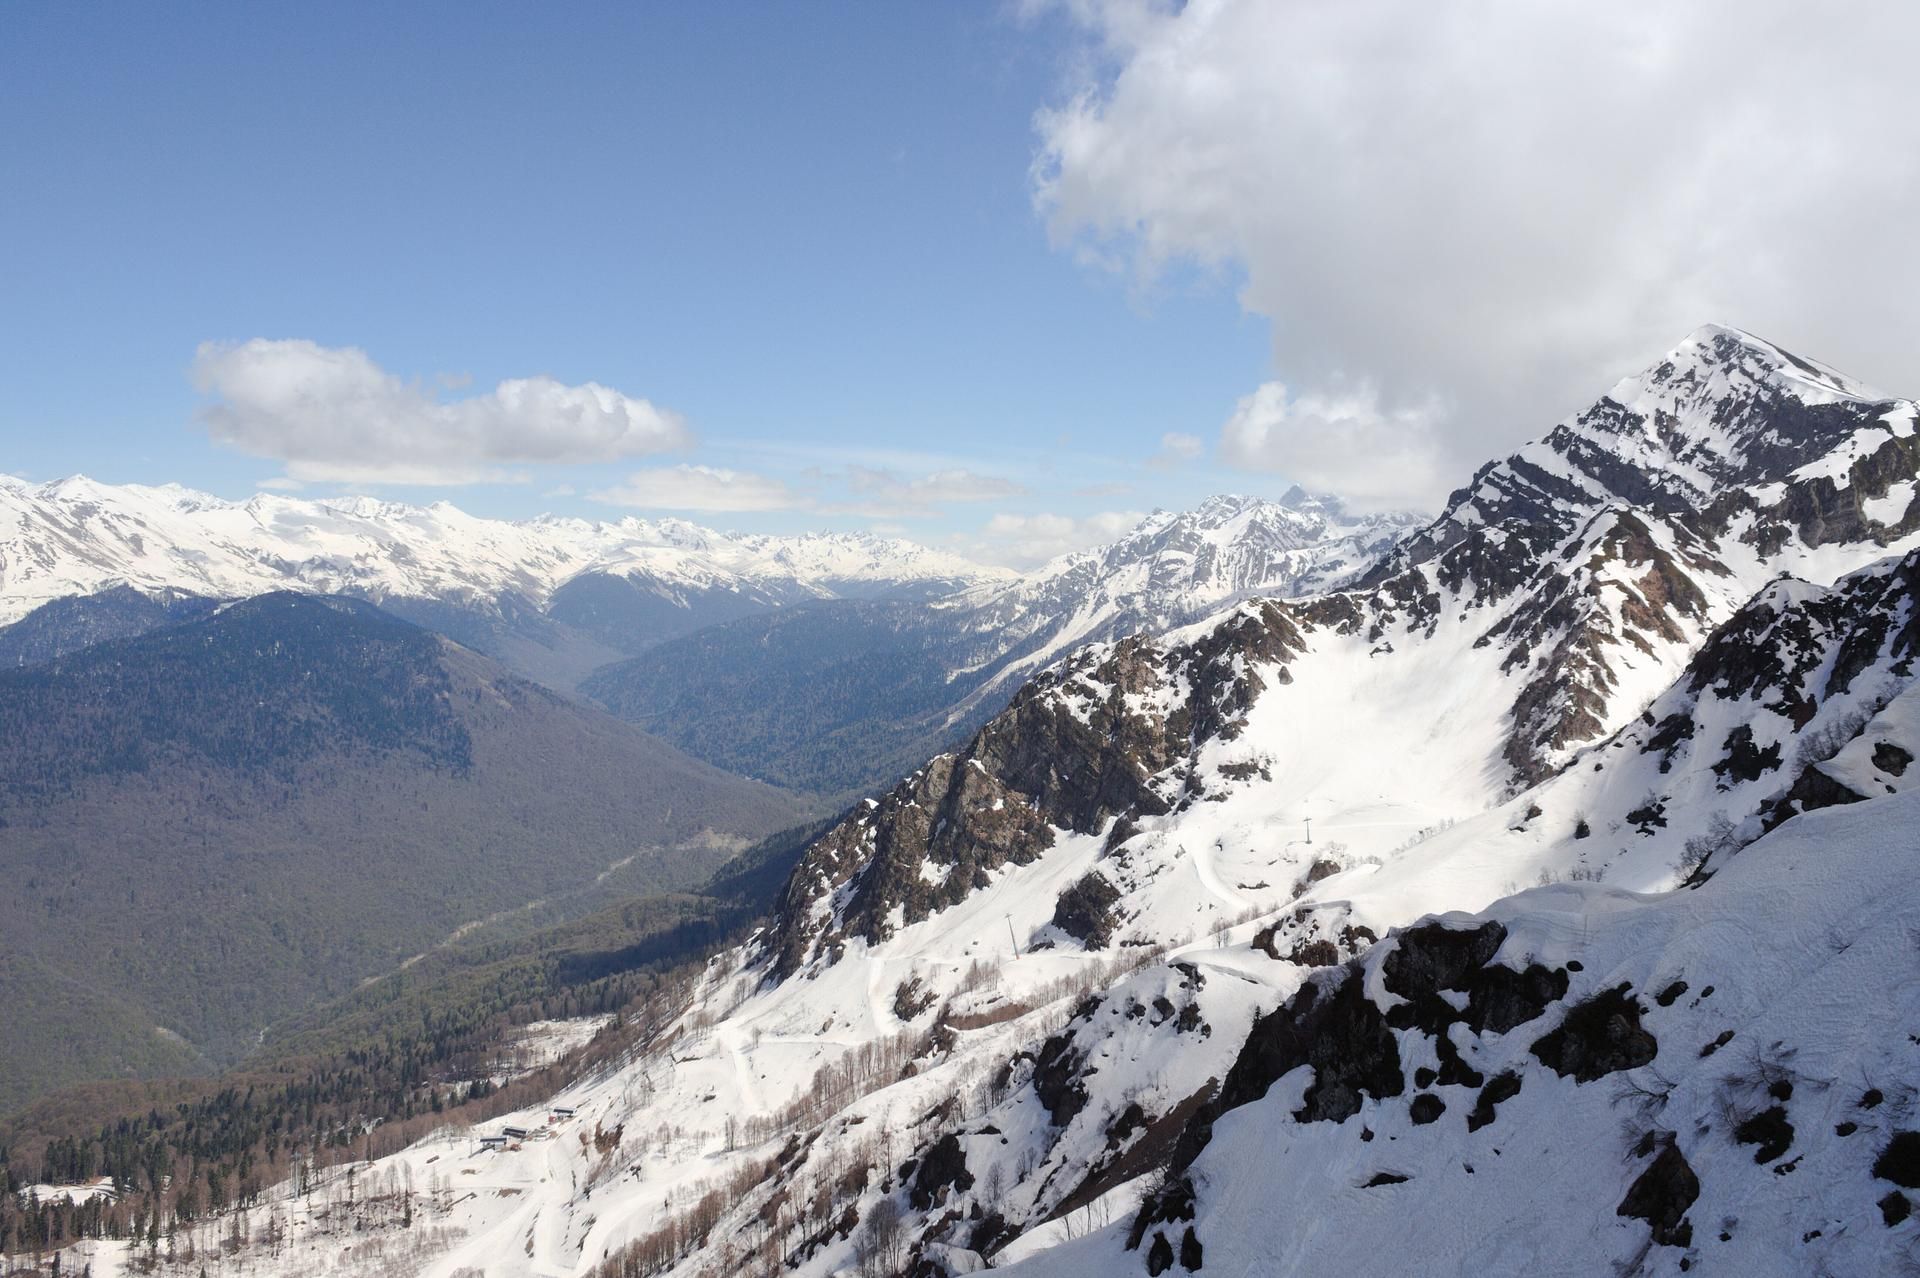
1652 322 1883 404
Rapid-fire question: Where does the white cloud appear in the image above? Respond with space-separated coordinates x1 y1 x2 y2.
588 465 805 512
1034 1 1920 504
1147 431 1204 469
254 476 304 492
965 508 1146 567
1221 381 1445 513
194 339 691 485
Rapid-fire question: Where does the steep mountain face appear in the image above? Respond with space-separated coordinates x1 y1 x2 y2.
0 593 801 1114
23 329 1920 1278
0 477 1003 684
583 495 1418 794
1364 323 1920 781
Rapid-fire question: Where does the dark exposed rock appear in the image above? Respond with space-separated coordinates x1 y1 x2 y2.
1618 1138 1698 1247
1646 713 1698 772
1712 724 1782 785
1127 1176 1196 1252
1764 763 1866 832
764 603 1313 977
1655 981 1688 1007
1700 1030 1734 1057
1106 1102 1147 1149
1882 1192 1912 1227
1381 921 1567 1038
1380 923 1507 1029
1530 985 1657 1082
1467 1072 1523 1133
1179 1226 1203 1270
1409 1094 1446 1125
1733 1106 1794 1164
969 1212 1011 1254
1285 939 1340 968
909 1133 974 1211
1053 872 1124 949
1875 1132 1920 1188
1362 1172 1409 1188
1033 1033 1088 1128
1626 799 1668 832
1158 970 1403 1190
1875 741 1913 776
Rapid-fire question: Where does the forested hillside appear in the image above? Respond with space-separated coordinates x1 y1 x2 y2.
0 816 830 1262
0 594 803 1114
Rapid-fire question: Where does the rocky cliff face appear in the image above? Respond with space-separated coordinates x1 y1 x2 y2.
765 600 1320 976
1360 324 1920 782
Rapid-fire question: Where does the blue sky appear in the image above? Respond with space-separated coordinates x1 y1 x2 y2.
6 3 1914 565
0 2 1272 563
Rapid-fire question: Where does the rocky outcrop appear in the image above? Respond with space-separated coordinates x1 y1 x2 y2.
763 602 1315 976
1529 985 1657 1082
1617 1136 1699 1247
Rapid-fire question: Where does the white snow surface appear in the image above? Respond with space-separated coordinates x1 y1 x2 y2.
1012 790 1920 1278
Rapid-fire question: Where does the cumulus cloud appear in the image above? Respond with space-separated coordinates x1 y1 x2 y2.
966 508 1146 567
588 465 805 512
194 338 691 485
1034 0 1920 506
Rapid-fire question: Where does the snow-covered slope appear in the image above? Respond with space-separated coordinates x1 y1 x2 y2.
0 476 1004 627
28 327 1920 1278
1014 787 1920 1277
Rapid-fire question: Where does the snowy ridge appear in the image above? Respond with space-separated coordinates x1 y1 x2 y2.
940 491 1421 711
0 478 1007 626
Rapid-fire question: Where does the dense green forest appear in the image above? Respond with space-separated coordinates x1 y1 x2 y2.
583 599 999 796
0 593 803 1114
0 817 831 1264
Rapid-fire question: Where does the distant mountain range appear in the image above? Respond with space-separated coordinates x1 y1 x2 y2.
0 475 1423 792
0 478 1005 686
583 490 1422 793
